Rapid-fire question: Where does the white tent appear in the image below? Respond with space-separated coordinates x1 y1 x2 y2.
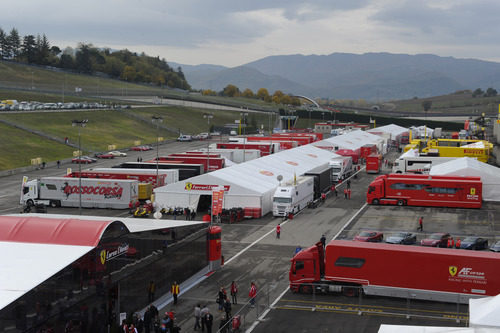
470 295 500 328
154 144 340 216
429 158 500 201
367 124 408 143
313 129 386 154
379 324 500 332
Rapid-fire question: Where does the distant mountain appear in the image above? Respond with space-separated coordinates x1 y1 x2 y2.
172 53 500 100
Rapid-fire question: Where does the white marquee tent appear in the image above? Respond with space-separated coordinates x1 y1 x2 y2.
154 144 341 216
470 295 500 328
429 158 500 201
367 124 408 143
313 129 387 154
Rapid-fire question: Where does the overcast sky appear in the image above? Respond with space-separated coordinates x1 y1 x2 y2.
2 0 499 67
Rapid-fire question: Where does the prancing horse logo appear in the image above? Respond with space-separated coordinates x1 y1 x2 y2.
449 266 458 276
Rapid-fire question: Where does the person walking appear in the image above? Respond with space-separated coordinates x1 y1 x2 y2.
456 238 461 249
223 296 232 319
200 305 209 332
171 281 180 305
230 281 238 305
204 310 213 333
417 216 424 231
276 224 281 239
344 188 348 199
217 287 226 311
320 234 326 249
57 160 60 168
248 282 257 308
218 313 228 333
194 304 201 331
347 188 352 199
347 179 351 189
148 280 155 302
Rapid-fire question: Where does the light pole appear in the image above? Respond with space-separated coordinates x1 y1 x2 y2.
241 112 248 162
152 116 163 186
203 113 213 172
31 72 34 90
72 119 88 215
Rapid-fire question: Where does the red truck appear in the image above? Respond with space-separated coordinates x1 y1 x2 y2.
289 240 500 303
271 134 313 146
365 153 382 174
367 174 482 208
216 142 275 156
360 144 377 159
246 137 298 150
335 149 360 164
66 170 168 188
153 155 225 172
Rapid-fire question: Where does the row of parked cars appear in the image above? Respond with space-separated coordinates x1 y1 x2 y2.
0 101 110 111
72 150 132 164
353 230 498 251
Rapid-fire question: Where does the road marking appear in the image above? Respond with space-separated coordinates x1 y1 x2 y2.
246 203 369 332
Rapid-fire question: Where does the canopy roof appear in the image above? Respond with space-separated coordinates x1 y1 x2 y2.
470 295 500 328
429 158 500 201
0 214 203 311
155 144 340 195
313 129 384 151
367 124 408 137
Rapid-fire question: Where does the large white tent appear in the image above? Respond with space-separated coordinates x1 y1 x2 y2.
470 295 500 328
367 124 408 144
429 158 500 201
313 129 387 154
154 144 340 216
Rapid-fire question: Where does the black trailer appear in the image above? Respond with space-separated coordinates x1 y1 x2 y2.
113 162 204 180
304 164 332 199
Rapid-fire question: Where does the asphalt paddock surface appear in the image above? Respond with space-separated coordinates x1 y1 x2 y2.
2 147 499 332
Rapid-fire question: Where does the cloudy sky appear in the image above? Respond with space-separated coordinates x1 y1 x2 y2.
2 0 499 67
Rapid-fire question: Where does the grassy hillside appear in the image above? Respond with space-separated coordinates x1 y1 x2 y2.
0 106 273 170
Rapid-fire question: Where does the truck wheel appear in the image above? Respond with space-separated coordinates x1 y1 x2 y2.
397 199 405 206
300 284 313 294
342 287 359 297
27 199 34 207
50 200 59 208
372 199 379 205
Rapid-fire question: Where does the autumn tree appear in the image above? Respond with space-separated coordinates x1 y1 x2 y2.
257 88 270 100
223 84 240 97
202 89 217 96
241 88 254 98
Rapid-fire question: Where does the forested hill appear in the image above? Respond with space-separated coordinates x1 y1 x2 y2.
0 27 190 90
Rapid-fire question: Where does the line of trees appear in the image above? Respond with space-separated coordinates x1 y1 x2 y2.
472 87 498 98
202 84 301 105
0 27 190 90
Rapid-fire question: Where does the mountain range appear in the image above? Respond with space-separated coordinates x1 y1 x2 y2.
171 53 500 100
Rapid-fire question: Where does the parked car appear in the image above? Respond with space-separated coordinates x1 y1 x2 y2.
420 233 451 247
385 232 417 245
489 240 500 252
95 152 114 159
108 151 127 157
131 145 153 151
177 135 192 142
457 236 488 250
72 156 95 164
353 231 383 242
198 133 210 140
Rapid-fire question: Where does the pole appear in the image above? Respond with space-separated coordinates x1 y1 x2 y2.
78 126 81 215
152 116 163 187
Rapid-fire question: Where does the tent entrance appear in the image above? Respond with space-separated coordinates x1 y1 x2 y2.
197 194 212 213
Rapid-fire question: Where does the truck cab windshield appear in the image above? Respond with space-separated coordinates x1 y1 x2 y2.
273 197 292 204
331 167 341 173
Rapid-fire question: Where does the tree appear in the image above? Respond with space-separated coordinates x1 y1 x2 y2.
0 28 7 59
7 28 21 60
422 100 432 111
121 65 137 81
257 88 269 100
241 88 254 98
21 35 37 63
202 89 217 96
75 43 92 73
223 84 240 97
35 34 50 65
472 88 484 98
485 87 497 97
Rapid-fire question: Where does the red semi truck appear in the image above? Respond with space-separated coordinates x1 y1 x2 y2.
360 143 377 159
289 240 500 304
246 137 298 150
216 142 275 156
366 153 382 173
66 170 168 188
367 174 482 208
335 149 360 164
153 155 225 172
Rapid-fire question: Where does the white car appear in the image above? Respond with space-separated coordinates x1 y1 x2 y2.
108 150 127 157
177 135 192 142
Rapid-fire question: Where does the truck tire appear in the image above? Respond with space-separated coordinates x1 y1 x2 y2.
300 284 313 294
372 199 379 205
342 286 359 297
397 199 405 206
27 199 34 207
50 200 60 208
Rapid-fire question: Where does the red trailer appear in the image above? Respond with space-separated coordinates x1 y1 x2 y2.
246 137 298 150
360 143 377 159
153 156 225 172
271 134 313 145
170 152 222 159
335 149 360 164
289 240 500 303
66 170 167 188
216 142 274 156
366 174 482 208
366 153 382 174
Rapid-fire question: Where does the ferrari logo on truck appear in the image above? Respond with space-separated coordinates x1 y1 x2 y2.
449 266 458 276
470 188 476 195
185 182 193 191
100 250 107 265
